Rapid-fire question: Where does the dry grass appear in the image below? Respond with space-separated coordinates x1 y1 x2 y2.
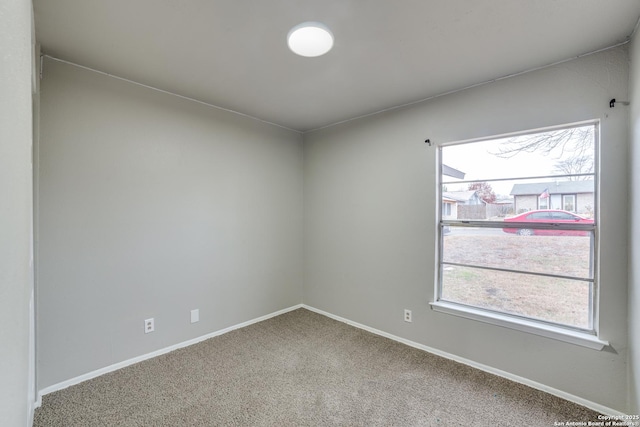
442 234 592 329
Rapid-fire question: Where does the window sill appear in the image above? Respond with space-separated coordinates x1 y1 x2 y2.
430 301 608 350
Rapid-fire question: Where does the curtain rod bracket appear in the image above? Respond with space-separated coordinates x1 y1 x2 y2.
610 98 630 108
425 139 431 146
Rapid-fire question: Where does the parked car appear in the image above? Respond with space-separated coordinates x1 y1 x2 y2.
502 209 593 236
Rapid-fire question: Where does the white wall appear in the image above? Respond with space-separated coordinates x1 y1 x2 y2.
37 58 304 390
0 0 34 425
628 29 640 414
304 46 630 412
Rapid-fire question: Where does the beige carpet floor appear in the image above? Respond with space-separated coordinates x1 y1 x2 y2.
34 308 601 426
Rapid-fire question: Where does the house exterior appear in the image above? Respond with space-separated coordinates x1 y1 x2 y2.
510 180 594 216
442 190 486 220
441 165 468 220
443 190 484 206
442 195 458 220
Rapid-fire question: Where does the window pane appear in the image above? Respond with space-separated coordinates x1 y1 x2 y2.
438 122 598 332
441 124 595 221
441 266 591 329
549 211 575 220
442 226 593 279
441 125 595 183
538 196 549 209
528 212 549 220
442 177 595 222
563 195 576 212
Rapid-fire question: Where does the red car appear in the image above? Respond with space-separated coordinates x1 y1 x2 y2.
502 210 594 236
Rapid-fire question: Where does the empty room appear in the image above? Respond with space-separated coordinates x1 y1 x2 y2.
4 0 640 425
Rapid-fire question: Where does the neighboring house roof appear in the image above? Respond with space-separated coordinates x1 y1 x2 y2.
443 190 480 203
442 164 465 179
494 197 514 205
510 180 594 196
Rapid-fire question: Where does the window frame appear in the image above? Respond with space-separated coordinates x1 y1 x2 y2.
538 195 549 209
442 202 452 217
431 121 607 350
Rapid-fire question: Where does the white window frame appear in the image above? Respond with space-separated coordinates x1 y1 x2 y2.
538 195 549 209
442 202 452 217
431 121 608 350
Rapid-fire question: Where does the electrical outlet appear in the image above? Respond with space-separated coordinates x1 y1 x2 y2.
144 318 154 334
404 309 412 323
190 309 199 324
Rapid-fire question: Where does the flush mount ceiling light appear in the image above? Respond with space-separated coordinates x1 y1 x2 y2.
287 22 334 57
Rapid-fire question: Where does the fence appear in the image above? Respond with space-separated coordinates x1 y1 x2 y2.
457 204 513 220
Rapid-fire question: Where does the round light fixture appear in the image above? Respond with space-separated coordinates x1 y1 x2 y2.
287 22 334 57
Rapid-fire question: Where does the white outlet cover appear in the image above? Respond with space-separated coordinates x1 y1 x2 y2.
191 309 199 323
144 318 154 333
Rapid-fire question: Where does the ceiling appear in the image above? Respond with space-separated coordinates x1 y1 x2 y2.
34 0 640 132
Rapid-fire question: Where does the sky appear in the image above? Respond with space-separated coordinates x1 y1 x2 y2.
441 126 595 197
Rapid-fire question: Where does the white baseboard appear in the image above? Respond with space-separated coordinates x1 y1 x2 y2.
34 394 42 410
37 304 303 404
28 397 37 425
35 303 626 418
301 304 626 418
28 286 38 419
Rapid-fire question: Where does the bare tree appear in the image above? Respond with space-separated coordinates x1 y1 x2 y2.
553 155 594 179
490 125 595 178
492 126 593 159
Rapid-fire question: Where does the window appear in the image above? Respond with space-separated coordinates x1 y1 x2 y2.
442 202 452 217
527 212 550 220
563 194 576 212
549 211 577 221
538 195 549 209
434 122 603 348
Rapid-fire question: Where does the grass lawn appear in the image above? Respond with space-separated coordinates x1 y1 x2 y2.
441 233 592 329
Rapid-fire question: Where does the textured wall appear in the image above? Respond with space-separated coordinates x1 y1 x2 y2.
304 46 630 412
0 0 34 425
37 58 304 390
628 30 640 414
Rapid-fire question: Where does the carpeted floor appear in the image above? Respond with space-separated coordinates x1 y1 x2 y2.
34 308 601 426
